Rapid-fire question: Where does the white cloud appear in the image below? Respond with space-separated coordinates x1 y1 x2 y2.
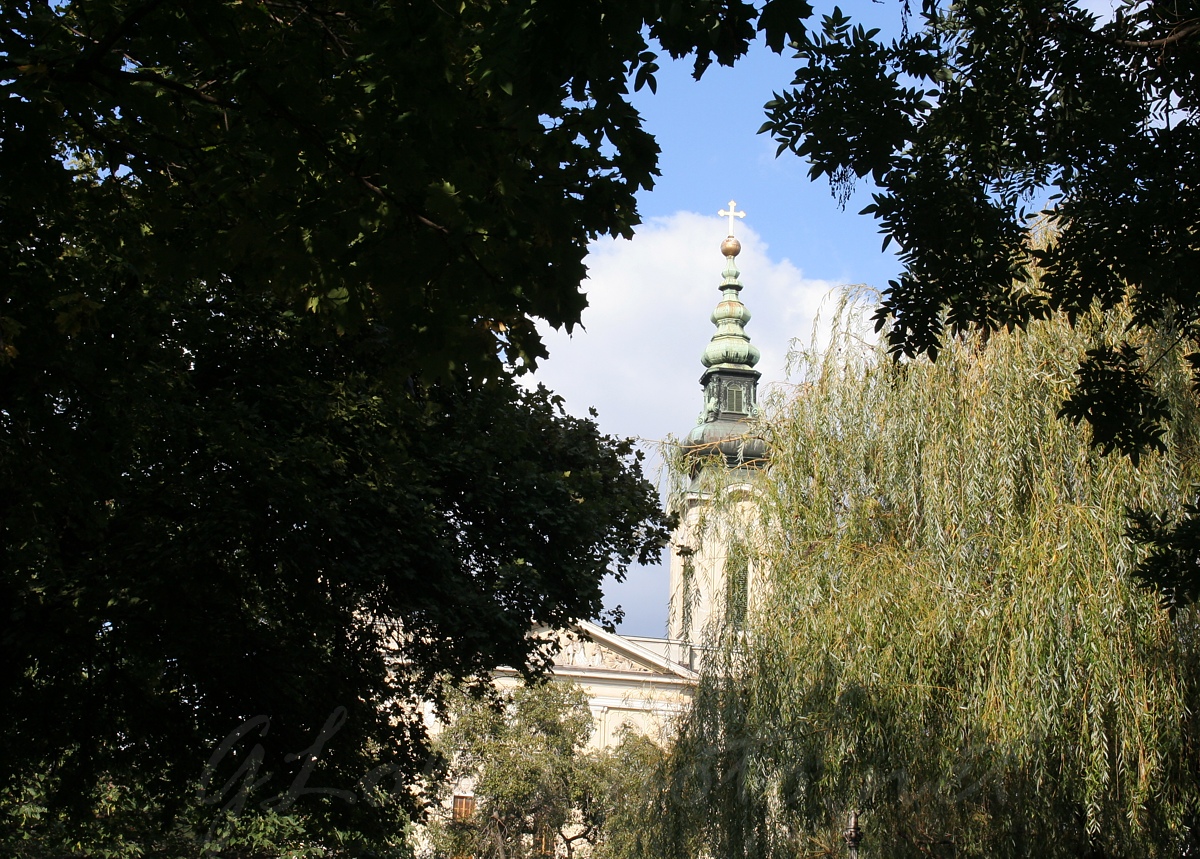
537 210 835 443
529 210 837 636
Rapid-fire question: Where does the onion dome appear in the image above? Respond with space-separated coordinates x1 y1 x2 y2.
683 202 768 471
701 236 761 370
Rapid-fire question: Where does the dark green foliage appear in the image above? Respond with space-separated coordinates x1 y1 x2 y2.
1 768 414 859
1128 501 1200 605
760 0 1200 592
1059 343 1171 463
0 0 829 849
0 274 668 850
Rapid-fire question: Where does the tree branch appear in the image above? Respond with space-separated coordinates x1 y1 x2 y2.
70 0 168 74
355 174 451 235
1052 17 1200 50
99 67 232 107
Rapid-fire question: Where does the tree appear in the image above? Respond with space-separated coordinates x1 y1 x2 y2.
651 296 1200 858
428 681 663 859
0 0 813 849
760 0 1200 593
0 306 668 853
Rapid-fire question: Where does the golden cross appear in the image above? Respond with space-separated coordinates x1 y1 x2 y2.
719 200 746 236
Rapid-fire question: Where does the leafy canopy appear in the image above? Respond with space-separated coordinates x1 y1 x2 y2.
762 0 1199 466
0 0 804 850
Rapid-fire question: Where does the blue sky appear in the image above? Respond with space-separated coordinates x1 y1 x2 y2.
536 0 1128 635
531 4 908 636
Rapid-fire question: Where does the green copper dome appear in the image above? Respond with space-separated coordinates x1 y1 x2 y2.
683 204 768 471
701 247 761 370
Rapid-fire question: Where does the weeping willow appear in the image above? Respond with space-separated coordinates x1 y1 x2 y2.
653 294 1200 859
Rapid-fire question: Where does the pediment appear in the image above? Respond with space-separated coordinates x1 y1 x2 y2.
538 621 697 682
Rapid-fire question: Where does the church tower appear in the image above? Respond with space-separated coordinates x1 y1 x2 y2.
667 203 768 649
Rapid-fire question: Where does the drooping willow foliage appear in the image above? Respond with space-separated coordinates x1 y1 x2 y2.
652 293 1200 859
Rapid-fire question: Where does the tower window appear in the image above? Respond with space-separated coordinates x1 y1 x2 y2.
726 385 745 414
681 558 695 641
725 541 749 628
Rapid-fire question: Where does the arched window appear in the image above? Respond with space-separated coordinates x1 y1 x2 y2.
681 557 695 641
726 384 745 414
724 541 749 628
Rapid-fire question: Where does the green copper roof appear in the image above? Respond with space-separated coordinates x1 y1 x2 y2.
701 234 761 370
682 203 769 471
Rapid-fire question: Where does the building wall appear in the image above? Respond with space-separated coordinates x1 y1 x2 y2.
667 483 762 649
495 621 698 751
